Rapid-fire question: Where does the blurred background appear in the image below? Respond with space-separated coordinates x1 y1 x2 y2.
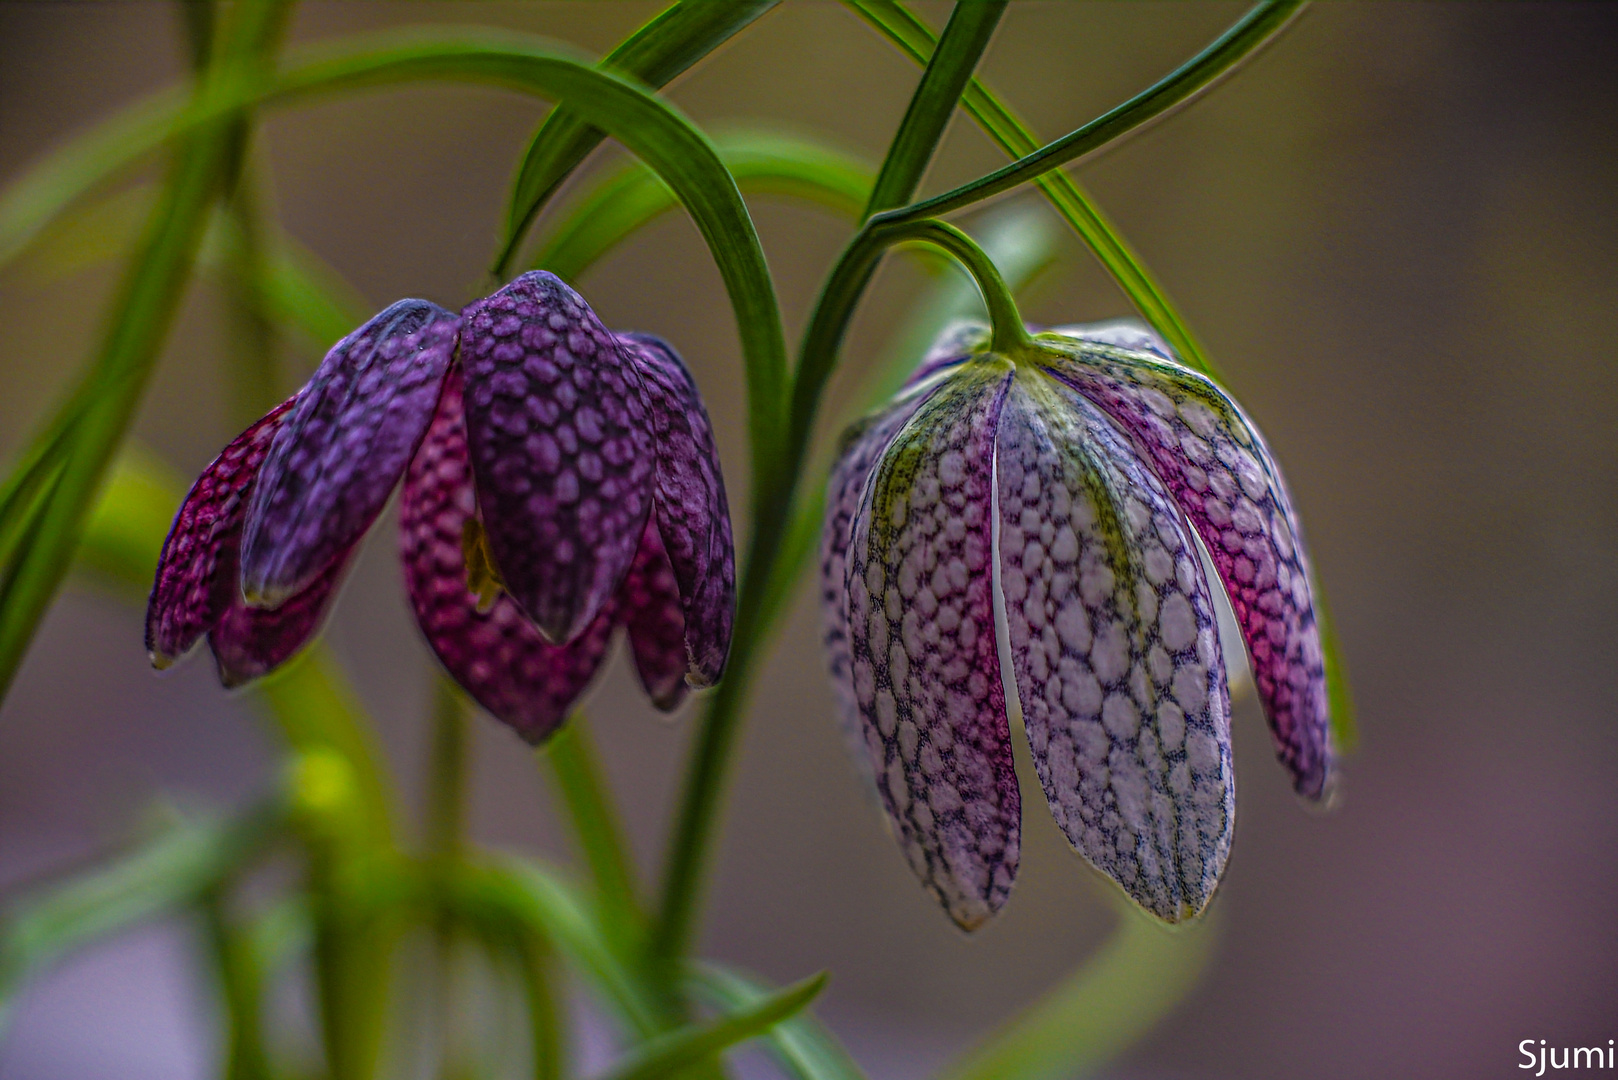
1 3 1616 1078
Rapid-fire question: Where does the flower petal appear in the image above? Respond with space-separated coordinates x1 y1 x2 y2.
460 272 655 645
240 300 460 606
400 370 614 744
822 389 941 790
616 332 734 688
146 397 297 667
846 362 1018 931
1044 331 1331 798
997 375 1233 922
619 519 688 712
208 552 354 688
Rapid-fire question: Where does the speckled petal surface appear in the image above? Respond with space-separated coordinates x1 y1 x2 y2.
240 300 459 606
846 362 1018 931
401 371 614 744
208 551 354 688
617 332 734 688
146 397 296 667
619 520 688 712
460 272 655 645
1043 335 1331 798
997 374 1233 922
821 390 937 788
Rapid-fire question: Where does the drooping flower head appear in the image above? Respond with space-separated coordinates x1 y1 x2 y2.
147 271 734 742
821 318 1331 929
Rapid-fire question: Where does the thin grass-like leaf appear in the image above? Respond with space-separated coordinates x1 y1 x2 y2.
875 1 1305 226
496 0 780 277
599 972 828 1080
844 0 1216 378
0 0 291 710
540 719 646 962
688 963 866 1080
0 804 283 1032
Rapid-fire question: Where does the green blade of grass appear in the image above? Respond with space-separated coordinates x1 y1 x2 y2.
0 803 284 1032
843 0 1216 378
495 0 780 277
600 972 828 1080
688 963 866 1080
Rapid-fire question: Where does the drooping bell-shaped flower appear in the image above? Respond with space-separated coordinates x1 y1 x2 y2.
147 271 734 743
821 318 1331 930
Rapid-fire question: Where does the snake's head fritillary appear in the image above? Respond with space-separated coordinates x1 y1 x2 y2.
821 318 1331 930
147 272 736 742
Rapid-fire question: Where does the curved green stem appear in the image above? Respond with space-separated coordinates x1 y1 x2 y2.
844 0 1219 378
886 220 1029 353
541 716 646 955
649 0 1002 970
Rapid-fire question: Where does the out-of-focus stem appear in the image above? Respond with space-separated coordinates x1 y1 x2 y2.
202 891 272 1080
542 716 646 956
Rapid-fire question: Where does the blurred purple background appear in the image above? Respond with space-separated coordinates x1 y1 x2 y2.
1 3 1616 1078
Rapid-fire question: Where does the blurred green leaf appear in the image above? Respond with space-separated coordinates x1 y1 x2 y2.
1316 589 1357 755
688 963 866 1080
16 178 369 352
938 905 1217 1080
0 804 284 1031
600 971 828 1080
0 0 290 712
74 444 185 594
534 128 872 281
496 0 781 277
478 860 663 1040
540 719 646 964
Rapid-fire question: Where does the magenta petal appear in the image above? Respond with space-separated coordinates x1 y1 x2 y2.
619 520 688 712
240 299 459 606
400 370 614 744
146 397 297 667
459 272 655 645
846 362 1018 931
616 333 734 687
1044 330 1332 798
208 551 354 688
997 377 1233 922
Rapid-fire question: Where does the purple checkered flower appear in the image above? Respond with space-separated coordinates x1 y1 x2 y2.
146 271 734 743
821 319 1331 929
